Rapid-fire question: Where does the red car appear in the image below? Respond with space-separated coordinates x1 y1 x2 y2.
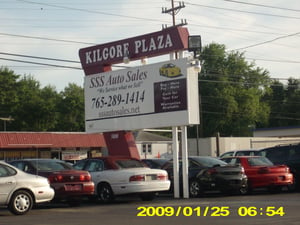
9 159 94 205
222 156 294 193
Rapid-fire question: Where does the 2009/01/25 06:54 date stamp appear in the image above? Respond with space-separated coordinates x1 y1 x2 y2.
136 206 285 217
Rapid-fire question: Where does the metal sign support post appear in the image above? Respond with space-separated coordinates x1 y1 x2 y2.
170 50 180 199
172 126 180 198
170 50 189 199
181 125 189 198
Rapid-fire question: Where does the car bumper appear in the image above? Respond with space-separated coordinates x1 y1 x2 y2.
111 180 171 195
32 186 55 203
202 176 248 192
250 173 294 188
52 182 95 198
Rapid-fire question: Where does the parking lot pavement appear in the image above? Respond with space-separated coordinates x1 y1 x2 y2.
1 192 300 225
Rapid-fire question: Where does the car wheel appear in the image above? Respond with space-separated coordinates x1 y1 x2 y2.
189 179 202 197
98 183 114 203
140 192 156 201
8 190 33 215
239 186 248 195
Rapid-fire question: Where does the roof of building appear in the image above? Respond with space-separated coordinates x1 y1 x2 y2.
134 131 171 142
0 132 106 149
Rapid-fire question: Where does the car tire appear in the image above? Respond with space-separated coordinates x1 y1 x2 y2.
98 183 114 203
189 179 202 197
140 192 156 201
8 190 33 215
239 186 248 195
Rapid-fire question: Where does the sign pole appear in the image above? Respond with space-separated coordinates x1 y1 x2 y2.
181 125 189 198
169 50 180 198
172 126 180 198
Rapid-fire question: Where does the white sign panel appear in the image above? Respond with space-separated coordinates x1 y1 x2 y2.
84 58 199 133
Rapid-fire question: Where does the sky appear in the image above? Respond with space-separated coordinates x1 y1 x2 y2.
1 0 300 91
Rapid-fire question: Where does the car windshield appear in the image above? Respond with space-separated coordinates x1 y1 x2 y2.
247 157 273 166
191 157 227 167
33 160 73 171
115 159 146 169
236 151 259 156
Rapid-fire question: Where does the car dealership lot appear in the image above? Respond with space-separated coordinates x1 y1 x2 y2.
1 192 299 225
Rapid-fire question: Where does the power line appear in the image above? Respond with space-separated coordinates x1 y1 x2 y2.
232 31 300 51
0 57 82 70
0 32 95 45
188 22 284 36
246 57 300 64
16 0 168 23
222 0 300 12
201 110 300 121
0 53 129 70
185 1 300 20
0 52 80 63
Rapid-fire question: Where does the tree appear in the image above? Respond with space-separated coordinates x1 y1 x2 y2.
267 78 300 127
12 75 46 131
284 79 300 126
195 43 272 137
0 68 86 132
267 80 286 127
56 83 84 131
38 85 60 130
0 67 19 131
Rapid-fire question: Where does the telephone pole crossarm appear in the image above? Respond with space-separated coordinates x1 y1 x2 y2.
162 1 187 27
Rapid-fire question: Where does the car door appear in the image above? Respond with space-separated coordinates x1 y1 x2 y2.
0 164 17 204
83 160 106 185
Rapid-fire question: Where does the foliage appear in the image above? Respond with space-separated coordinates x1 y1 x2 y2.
195 43 272 137
0 67 19 121
266 78 300 127
56 83 84 131
0 67 84 132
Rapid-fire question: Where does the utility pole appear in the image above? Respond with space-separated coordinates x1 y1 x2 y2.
162 1 187 28
162 0 189 199
162 0 187 59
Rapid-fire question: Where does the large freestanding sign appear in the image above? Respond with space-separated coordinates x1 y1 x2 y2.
79 26 198 199
84 58 199 132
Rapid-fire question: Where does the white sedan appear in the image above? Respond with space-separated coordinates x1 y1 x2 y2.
73 157 170 202
0 161 54 215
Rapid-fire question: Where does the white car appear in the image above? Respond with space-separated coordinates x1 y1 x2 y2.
219 149 260 159
0 161 54 215
73 157 170 202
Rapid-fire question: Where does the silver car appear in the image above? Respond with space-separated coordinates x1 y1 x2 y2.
0 161 54 215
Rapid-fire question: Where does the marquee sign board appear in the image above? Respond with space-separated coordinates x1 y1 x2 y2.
79 26 189 75
84 58 199 133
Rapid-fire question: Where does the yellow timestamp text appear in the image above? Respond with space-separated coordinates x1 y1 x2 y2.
136 206 285 217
